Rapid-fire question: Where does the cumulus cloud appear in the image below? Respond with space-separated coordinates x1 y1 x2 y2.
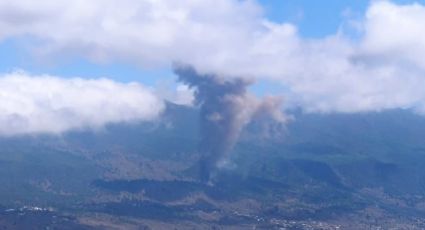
155 81 194 106
0 71 164 136
1 0 425 114
289 1 425 114
360 1 425 69
0 0 264 66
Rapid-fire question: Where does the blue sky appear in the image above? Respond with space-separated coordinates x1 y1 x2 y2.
3 1 365 79
0 0 422 87
259 0 424 37
259 0 370 37
2 0 425 134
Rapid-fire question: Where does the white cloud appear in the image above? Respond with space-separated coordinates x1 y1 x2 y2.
1 0 425 114
153 79 195 106
0 0 264 66
0 71 164 135
288 1 425 113
360 1 425 69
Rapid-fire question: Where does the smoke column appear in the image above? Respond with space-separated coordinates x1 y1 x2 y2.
175 65 285 182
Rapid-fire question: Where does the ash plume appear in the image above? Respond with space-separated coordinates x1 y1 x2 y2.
175 65 285 183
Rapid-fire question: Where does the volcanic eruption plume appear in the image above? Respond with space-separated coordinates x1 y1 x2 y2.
175 65 285 183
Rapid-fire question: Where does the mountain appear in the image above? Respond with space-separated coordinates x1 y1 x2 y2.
1 103 425 229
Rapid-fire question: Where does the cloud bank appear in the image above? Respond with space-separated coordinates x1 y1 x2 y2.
0 72 164 135
1 1 425 114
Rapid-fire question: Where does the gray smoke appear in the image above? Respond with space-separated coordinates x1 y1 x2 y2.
175 65 285 182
